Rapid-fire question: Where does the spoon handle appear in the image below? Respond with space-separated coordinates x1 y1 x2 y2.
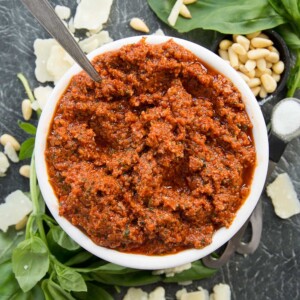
20 0 101 82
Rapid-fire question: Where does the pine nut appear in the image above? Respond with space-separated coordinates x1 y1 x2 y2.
259 86 267 98
266 52 279 63
272 61 285 74
129 18 150 33
251 86 261 97
268 46 279 54
272 73 281 82
228 47 239 69
19 165 31 178
255 68 272 78
232 34 239 42
246 31 261 39
248 78 261 88
22 99 32 121
251 37 273 48
247 49 270 60
219 39 233 51
15 215 28 230
245 60 256 72
236 35 250 51
238 53 248 64
0 134 20 151
256 58 267 71
231 43 247 56
266 62 273 68
258 33 269 39
245 69 256 79
179 4 192 18
218 49 229 61
261 74 277 93
237 71 250 83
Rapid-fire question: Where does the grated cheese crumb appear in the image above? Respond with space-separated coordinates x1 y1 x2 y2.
33 86 54 110
152 263 192 277
209 283 231 300
123 288 148 300
55 5 71 20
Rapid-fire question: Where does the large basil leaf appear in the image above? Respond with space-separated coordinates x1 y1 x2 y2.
42 279 75 300
73 283 114 300
12 236 49 292
48 226 80 251
148 0 286 34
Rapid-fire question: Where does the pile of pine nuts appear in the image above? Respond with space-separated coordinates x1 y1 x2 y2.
218 31 285 99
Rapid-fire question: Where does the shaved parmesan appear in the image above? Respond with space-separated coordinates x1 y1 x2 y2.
68 17 75 34
4 142 19 163
0 152 10 176
31 101 40 111
46 45 74 84
152 263 192 277
153 29 165 36
168 0 183 26
210 284 231 300
177 288 209 300
34 39 57 83
74 0 113 30
0 190 32 232
55 5 71 20
79 31 113 53
267 173 300 219
123 288 148 300
148 287 165 300
34 86 54 110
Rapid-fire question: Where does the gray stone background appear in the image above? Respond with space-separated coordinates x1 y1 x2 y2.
0 0 299 299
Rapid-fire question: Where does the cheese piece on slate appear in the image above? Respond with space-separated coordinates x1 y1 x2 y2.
152 263 192 277
180 288 209 300
0 152 10 176
148 287 165 300
74 0 113 30
0 190 32 232
55 5 71 20
79 30 113 53
210 283 231 300
123 288 148 300
267 173 300 219
34 38 57 83
34 86 54 110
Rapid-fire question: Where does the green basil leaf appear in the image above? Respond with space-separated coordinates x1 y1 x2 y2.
277 24 300 49
10 285 45 300
163 260 217 283
148 0 286 34
73 283 113 300
0 261 21 300
41 279 76 300
12 236 50 292
54 264 87 292
86 271 161 286
48 226 80 251
19 138 35 160
0 227 25 264
18 121 37 135
64 251 94 267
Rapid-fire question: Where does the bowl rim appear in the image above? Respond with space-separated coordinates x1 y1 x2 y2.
35 35 269 270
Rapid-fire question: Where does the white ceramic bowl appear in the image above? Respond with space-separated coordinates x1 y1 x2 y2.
35 35 269 270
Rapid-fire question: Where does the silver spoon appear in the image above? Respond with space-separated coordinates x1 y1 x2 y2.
20 0 101 82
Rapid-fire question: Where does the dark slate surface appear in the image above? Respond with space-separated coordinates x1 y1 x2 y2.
0 0 299 299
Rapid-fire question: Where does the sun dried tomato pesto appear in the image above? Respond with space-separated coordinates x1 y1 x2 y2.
46 39 256 255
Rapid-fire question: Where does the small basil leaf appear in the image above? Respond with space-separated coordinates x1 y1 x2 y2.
18 121 37 135
19 138 35 160
48 226 80 251
64 251 94 267
41 279 76 300
0 227 25 264
0 261 21 300
12 236 49 292
54 264 87 292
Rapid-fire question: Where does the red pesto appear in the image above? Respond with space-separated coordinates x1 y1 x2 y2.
46 39 256 255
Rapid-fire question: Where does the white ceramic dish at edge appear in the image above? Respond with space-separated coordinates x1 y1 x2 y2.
35 35 269 270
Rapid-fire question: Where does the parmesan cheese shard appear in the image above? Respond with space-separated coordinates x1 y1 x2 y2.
0 190 33 232
123 288 148 300
153 29 165 36
148 287 166 300
55 5 71 20
177 288 209 300
210 283 231 300
33 86 54 110
152 263 192 277
46 45 74 84
0 152 10 176
168 0 183 26
74 0 113 30
34 39 57 83
79 31 113 54
4 142 19 163
267 173 300 219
